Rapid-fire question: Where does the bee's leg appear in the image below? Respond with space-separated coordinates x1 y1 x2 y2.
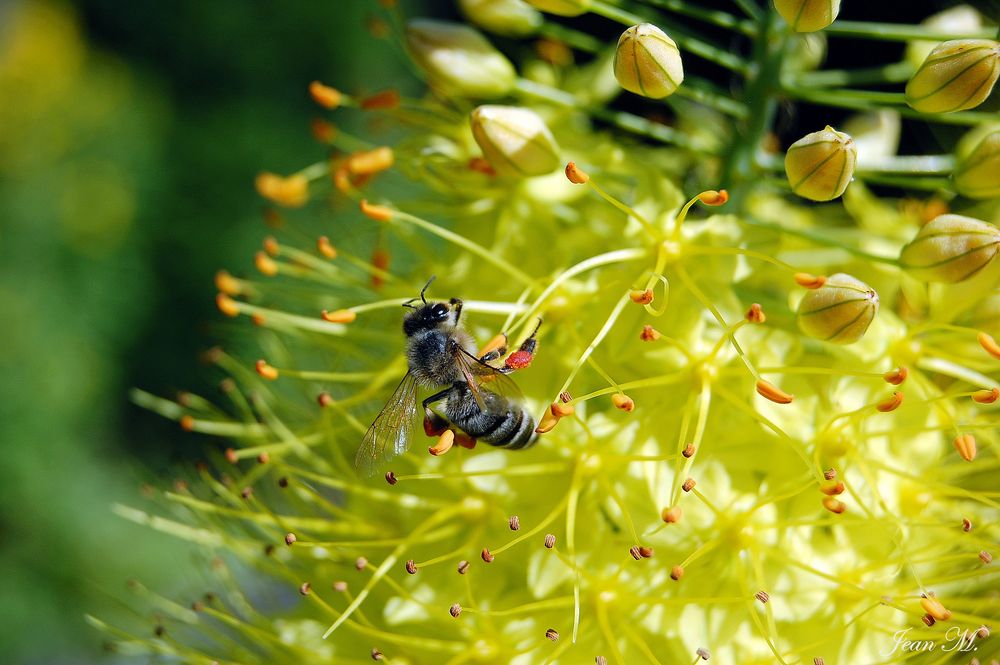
502 318 542 373
478 332 508 363
449 297 464 325
422 389 451 437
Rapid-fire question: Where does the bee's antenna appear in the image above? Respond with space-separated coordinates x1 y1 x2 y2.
420 275 436 304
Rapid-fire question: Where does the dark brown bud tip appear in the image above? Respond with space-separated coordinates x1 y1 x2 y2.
405 560 417 574
544 534 556 549
450 603 462 618
299 582 311 595
481 548 494 563
457 560 470 574
385 471 398 485
371 648 384 661
509 515 520 531
545 628 559 641
284 533 296 546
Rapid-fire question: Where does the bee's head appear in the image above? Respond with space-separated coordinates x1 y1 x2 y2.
402 300 455 336
401 276 458 335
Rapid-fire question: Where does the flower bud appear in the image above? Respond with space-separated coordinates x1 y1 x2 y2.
784 126 856 201
797 273 879 344
405 20 516 99
459 0 542 37
899 214 1000 283
905 39 1000 113
523 0 589 17
470 105 560 178
773 0 841 33
613 24 683 99
954 128 1000 200
906 5 984 71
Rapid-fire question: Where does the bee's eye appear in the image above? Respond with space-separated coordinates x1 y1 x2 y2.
431 303 449 318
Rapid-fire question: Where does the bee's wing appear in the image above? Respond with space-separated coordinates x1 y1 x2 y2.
454 345 524 402
355 372 418 477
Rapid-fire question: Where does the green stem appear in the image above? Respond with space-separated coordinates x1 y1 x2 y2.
758 153 956 176
639 0 756 35
742 215 900 265
589 0 749 74
823 20 997 42
722 11 787 205
784 87 996 126
792 61 913 88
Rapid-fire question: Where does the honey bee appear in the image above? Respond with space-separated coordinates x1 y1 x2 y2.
356 278 540 476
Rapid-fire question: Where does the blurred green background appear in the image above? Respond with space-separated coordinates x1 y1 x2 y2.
0 1 419 661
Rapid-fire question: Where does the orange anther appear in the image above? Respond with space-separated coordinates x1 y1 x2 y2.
875 391 904 413
317 236 337 259
478 333 508 358
361 89 400 110
822 497 846 514
972 387 999 404
321 309 357 324
953 434 977 462
756 379 794 404
794 272 827 289
551 402 575 418
565 161 590 184
745 303 766 323
883 367 908 385
216 293 240 317
308 81 342 109
661 506 682 523
214 271 242 296
640 325 662 341
310 118 337 143
630 289 654 305
360 199 393 222
697 189 728 206
920 595 952 622
263 236 280 257
254 251 278 276
347 147 395 176
255 359 279 380
612 394 635 412
820 480 845 496
254 172 308 208
977 332 1000 360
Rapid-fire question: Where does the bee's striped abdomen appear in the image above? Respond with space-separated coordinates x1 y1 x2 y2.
482 406 536 449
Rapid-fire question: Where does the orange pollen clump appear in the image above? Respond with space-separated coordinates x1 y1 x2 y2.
317 236 337 259
565 161 590 184
308 80 342 109
428 430 455 456
612 394 635 412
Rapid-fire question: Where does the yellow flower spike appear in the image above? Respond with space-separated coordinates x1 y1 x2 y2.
458 0 542 37
899 214 1000 283
254 251 278 276
794 272 827 289
629 289 654 305
822 497 846 514
773 0 841 33
564 160 589 184
320 309 357 324
215 293 240 317
979 332 1000 360
920 594 952 621
883 367 908 385
972 387 999 404
255 359 279 381
523 0 589 17
613 23 684 99
470 105 561 178
359 199 394 222
756 379 794 404
308 80 342 109
214 270 242 296
876 391 904 412
316 236 337 259
612 393 635 412
905 39 1000 113
797 273 879 344
954 128 1000 199
784 126 856 201
953 434 977 461
254 172 309 208
428 429 455 456
405 19 516 98
745 303 766 323
346 147 395 177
